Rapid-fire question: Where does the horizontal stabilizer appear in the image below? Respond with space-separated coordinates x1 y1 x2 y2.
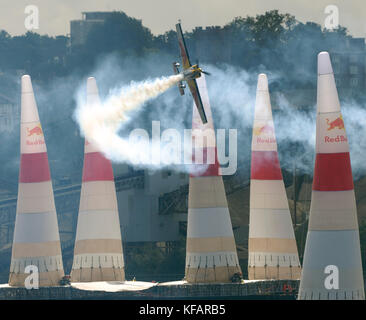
173 62 185 95
178 82 185 96
172 62 180 75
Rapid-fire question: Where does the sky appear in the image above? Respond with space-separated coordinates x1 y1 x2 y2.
0 0 365 37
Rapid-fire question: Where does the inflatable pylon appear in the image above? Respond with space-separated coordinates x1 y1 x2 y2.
298 52 365 300
185 74 242 283
9 75 64 287
248 74 301 280
70 77 125 282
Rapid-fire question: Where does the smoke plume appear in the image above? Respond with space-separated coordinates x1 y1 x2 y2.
75 74 184 166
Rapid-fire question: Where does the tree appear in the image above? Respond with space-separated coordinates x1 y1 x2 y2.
250 10 296 46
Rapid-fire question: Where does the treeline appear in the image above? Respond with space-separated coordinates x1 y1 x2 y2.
0 10 353 85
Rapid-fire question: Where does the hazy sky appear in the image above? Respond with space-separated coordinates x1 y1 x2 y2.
0 0 365 37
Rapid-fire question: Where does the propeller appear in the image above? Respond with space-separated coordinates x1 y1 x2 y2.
196 59 211 76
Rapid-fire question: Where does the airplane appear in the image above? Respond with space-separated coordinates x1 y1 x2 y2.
172 22 210 124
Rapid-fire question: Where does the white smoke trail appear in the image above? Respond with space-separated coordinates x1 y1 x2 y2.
74 61 366 179
75 74 183 165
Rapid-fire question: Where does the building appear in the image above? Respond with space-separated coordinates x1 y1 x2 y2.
0 93 19 133
331 38 366 92
70 12 115 47
117 169 188 243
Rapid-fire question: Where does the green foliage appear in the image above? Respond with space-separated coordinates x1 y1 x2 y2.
0 9 354 84
0 31 68 80
249 10 296 45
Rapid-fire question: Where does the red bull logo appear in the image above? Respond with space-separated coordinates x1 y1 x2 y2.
27 124 43 136
253 124 276 144
25 124 45 146
324 135 347 143
253 124 274 136
326 115 345 131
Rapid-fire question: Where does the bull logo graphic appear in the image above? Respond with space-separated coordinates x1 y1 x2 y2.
326 115 345 131
253 124 274 136
27 124 43 136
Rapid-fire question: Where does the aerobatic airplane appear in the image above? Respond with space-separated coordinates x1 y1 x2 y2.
172 22 210 124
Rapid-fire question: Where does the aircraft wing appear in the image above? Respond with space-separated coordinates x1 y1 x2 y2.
187 79 208 124
176 23 191 70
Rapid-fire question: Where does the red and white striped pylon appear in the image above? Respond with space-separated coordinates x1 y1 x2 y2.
248 74 301 280
185 74 242 283
9 75 64 286
70 77 125 282
298 52 365 300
